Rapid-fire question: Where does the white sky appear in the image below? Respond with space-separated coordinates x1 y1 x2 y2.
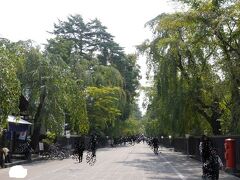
0 0 177 114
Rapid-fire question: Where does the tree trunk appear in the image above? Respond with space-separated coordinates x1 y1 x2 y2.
31 87 46 150
230 75 240 134
196 99 222 135
210 101 222 135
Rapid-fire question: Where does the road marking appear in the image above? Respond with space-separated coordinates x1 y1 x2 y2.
160 154 187 180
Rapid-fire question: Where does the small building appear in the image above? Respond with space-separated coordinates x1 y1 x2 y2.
4 116 32 153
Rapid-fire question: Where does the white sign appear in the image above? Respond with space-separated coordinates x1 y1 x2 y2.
66 130 70 138
39 142 44 151
19 131 27 140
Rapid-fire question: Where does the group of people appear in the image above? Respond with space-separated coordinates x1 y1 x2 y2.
199 135 223 180
110 136 139 146
74 135 97 163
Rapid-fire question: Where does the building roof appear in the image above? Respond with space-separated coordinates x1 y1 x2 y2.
8 115 32 125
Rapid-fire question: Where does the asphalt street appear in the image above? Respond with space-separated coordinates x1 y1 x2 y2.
0 143 239 180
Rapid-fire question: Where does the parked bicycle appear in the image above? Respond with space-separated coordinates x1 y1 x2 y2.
15 143 30 153
41 144 68 160
86 151 96 166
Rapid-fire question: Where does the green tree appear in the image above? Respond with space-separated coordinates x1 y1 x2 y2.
19 41 88 148
86 86 124 135
0 39 24 128
138 0 238 135
47 14 140 122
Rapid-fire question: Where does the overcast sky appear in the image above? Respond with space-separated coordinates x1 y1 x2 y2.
0 0 177 113
0 0 175 51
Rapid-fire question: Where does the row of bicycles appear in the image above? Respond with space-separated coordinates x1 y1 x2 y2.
41 144 70 160
40 144 97 166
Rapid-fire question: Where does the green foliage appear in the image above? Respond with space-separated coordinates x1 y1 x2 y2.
86 86 124 134
121 118 143 137
0 39 24 127
42 131 56 145
92 65 124 87
143 118 163 137
18 41 89 138
48 14 140 122
110 118 143 138
140 0 240 136
0 14 140 144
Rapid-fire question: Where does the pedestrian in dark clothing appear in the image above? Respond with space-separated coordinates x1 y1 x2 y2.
202 148 223 180
0 147 4 168
199 135 212 162
77 142 85 163
206 148 223 180
152 137 159 154
90 135 97 157
25 139 32 161
199 135 213 179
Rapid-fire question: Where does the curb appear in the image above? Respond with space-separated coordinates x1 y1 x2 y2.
4 157 44 168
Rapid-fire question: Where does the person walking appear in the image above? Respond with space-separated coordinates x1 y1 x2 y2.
152 137 159 155
199 135 213 179
2 147 11 163
24 138 32 161
209 148 223 180
77 141 85 163
90 135 97 157
0 147 4 168
202 148 223 180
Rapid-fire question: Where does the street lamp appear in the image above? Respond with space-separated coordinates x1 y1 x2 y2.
185 134 190 157
160 136 164 150
169 135 172 147
66 130 71 149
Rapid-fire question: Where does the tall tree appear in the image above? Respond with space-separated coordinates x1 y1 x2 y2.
0 38 24 128
138 1 236 135
47 14 140 122
19 41 88 148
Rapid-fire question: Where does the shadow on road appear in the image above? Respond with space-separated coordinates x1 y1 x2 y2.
114 145 239 180
114 146 202 180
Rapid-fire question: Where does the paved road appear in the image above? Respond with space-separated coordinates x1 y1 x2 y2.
0 143 239 180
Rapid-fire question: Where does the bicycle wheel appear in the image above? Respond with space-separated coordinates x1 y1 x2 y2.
89 156 96 166
86 152 91 163
42 152 51 160
71 153 78 161
58 152 65 160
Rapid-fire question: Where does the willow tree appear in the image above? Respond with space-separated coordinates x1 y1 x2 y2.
85 64 127 136
172 0 240 133
19 41 88 148
199 0 240 134
0 39 24 129
139 1 233 135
